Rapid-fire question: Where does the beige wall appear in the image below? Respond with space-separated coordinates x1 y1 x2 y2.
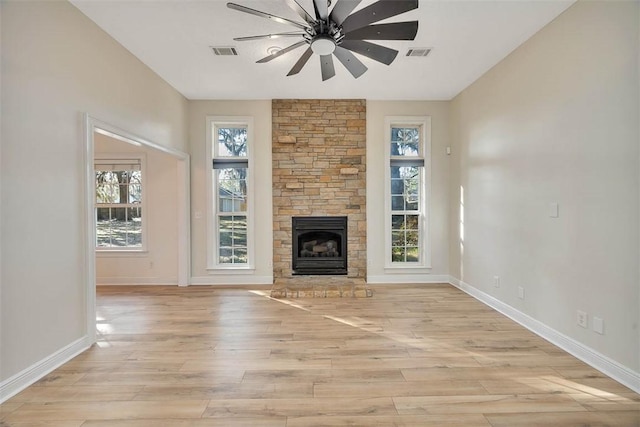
367 101 451 282
449 1 639 372
188 100 273 283
1 0 187 384
95 133 179 284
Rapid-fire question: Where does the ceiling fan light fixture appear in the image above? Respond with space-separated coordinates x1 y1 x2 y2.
310 36 336 55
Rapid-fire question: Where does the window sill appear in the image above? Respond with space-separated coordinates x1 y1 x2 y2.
206 266 256 275
96 250 148 258
384 265 432 274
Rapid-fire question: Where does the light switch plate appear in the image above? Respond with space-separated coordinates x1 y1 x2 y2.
593 316 604 334
549 203 559 218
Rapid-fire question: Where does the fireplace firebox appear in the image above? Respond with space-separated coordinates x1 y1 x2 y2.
292 216 347 275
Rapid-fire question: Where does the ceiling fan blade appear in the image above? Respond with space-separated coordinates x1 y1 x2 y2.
313 0 329 21
345 21 418 41
287 47 313 76
340 39 398 65
285 0 315 24
234 32 306 42
329 0 362 26
256 40 307 63
333 46 367 78
227 2 310 31
341 0 418 33
320 54 336 81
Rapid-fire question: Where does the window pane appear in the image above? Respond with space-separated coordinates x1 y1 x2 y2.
129 184 141 203
110 208 128 246
405 199 419 211
118 184 129 204
406 230 419 246
217 168 247 213
217 127 248 157
96 172 126 202
390 178 404 195
233 248 248 264
392 247 405 263
234 231 247 247
399 166 419 179
406 247 419 262
391 196 404 211
219 247 233 264
130 171 141 184
391 127 420 157
391 215 404 229
406 215 419 230
392 231 404 247
126 209 142 246
96 207 111 247
220 230 232 246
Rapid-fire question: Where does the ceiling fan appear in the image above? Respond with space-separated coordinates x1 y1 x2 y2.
227 0 419 81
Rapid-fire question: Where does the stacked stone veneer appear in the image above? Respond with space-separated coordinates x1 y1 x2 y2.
271 99 369 298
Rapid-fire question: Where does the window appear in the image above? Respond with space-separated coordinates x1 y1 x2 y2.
207 117 253 269
95 157 144 250
385 117 430 267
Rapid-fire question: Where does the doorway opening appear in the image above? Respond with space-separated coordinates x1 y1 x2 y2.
83 115 190 344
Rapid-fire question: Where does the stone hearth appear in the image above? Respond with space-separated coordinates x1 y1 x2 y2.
271 99 370 298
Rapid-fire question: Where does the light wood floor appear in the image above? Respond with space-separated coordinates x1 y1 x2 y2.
1 284 638 426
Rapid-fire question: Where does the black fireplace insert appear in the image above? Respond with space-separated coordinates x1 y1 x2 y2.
292 216 347 275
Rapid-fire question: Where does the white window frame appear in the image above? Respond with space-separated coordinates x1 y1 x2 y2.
94 153 147 253
206 116 255 271
384 116 431 270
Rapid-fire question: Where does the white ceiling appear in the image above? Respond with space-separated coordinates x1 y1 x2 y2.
70 0 574 100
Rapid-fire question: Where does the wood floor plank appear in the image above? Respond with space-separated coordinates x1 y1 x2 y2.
81 419 286 427
0 284 636 426
285 414 492 427
133 383 313 400
485 410 640 427
9 385 144 403
3 400 209 422
202 397 396 418
313 379 487 398
394 394 587 415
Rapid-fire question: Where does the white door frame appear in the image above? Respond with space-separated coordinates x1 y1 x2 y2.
83 114 191 343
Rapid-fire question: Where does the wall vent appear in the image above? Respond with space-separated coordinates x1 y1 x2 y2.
211 46 238 56
406 48 431 57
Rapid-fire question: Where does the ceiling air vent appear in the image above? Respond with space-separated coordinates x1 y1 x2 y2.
211 46 238 56
406 48 431 57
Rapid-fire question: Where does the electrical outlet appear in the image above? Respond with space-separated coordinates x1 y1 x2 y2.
517 286 525 299
577 310 588 328
493 276 500 288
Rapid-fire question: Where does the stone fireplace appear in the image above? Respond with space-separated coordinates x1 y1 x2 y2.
270 99 370 298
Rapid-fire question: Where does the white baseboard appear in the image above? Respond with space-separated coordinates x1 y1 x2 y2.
0 336 91 404
190 275 273 285
367 274 450 284
96 277 178 285
449 276 640 394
